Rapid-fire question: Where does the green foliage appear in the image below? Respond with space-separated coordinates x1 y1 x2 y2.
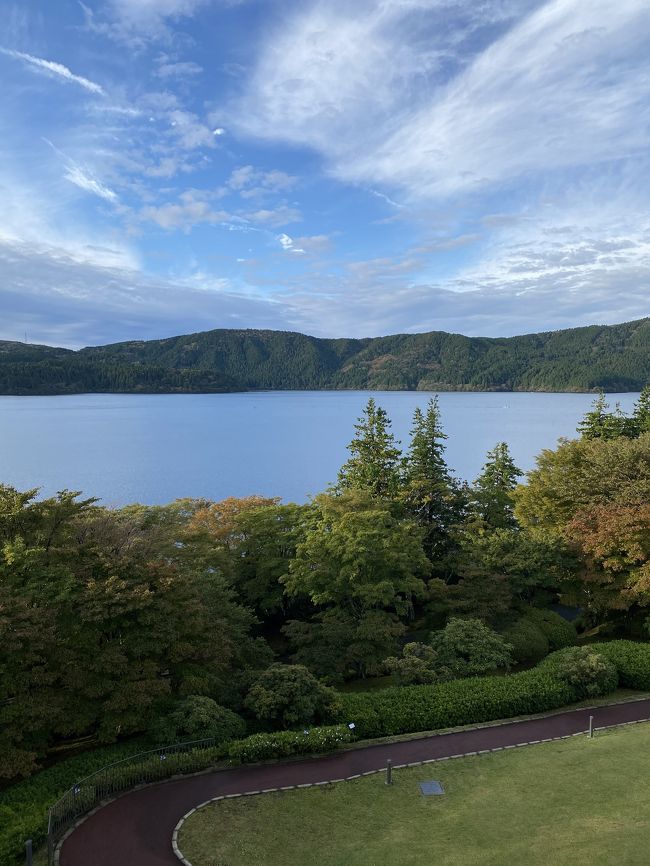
502 618 550 665
515 433 650 538
148 697 246 746
502 609 576 666
284 609 405 682
4 318 650 394
384 642 447 685
227 724 353 764
244 664 340 728
332 668 575 739
539 647 618 698
400 398 467 566
525 608 577 651
430 617 513 677
0 740 147 866
283 491 429 615
471 442 522 530
598 640 650 689
336 398 402 498
0 487 265 780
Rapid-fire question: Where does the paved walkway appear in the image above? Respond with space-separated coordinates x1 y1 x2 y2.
60 698 650 866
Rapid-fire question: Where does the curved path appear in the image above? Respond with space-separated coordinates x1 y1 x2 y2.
60 698 650 866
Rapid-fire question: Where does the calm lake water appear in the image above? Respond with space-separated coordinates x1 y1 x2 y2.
0 391 640 506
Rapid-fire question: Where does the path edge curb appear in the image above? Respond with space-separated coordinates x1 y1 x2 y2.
171 714 650 866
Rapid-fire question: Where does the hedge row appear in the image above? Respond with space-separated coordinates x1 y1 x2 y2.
598 641 650 690
227 725 353 764
331 669 575 739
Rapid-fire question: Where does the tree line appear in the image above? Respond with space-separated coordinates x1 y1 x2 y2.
2 393 650 780
2 315 650 393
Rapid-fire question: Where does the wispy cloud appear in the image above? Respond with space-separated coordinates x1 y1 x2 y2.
1 47 105 95
64 164 118 203
231 0 650 200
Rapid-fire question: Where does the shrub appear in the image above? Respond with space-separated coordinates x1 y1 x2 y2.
526 608 577 651
384 642 448 685
148 696 246 746
245 664 340 728
332 668 575 739
431 617 513 676
502 618 549 665
539 647 618 698
227 725 353 764
598 640 650 689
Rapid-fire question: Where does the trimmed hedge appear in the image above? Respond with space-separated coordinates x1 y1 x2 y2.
227 725 353 764
598 641 650 690
332 669 575 739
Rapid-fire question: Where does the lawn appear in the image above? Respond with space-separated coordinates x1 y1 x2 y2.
178 722 650 866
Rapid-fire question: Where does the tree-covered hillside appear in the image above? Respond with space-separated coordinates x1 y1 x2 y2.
1 317 649 394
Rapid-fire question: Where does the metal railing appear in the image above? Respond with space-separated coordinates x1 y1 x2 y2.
46 737 223 865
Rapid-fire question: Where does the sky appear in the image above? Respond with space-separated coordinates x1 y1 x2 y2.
1 0 650 348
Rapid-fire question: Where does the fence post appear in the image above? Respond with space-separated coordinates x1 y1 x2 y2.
25 839 33 866
47 809 54 866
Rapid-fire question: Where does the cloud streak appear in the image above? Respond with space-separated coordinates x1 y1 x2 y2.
1 47 105 94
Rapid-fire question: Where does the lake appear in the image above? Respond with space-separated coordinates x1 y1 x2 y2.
0 391 640 506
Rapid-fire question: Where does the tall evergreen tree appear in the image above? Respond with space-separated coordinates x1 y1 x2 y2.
471 442 522 530
401 398 466 564
578 393 629 440
630 385 650 436
336 398 402 498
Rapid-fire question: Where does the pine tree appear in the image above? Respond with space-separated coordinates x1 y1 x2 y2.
578 393 629 440
336 398 402 498
401 398 466 563
630 385 650 436
471 442 522 530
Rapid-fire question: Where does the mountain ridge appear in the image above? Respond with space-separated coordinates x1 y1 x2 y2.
1 317 649 394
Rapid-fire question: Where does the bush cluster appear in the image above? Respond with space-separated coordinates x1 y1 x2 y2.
598 641 650 689
227 725 353 764
539 647 618 698
503 608 577 666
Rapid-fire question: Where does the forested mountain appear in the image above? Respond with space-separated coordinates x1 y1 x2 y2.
1 317 649 394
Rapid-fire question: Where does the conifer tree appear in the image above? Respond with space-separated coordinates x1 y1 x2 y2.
630 385 650 436
401 398 466 563
336 398 402 498
578 393 629 440
471 442 522 530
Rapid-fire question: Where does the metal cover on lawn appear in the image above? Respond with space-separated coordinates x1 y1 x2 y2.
419 780 444 796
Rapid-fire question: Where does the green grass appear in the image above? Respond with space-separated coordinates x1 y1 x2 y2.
179 722 650 866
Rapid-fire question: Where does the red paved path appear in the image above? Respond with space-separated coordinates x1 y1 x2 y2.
60 698 650 866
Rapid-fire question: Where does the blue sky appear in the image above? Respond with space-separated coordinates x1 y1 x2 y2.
1 0 649 348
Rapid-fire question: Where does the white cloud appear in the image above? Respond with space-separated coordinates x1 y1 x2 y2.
155 60 203 78
140 190 231 229
0 234 287 348
64 163 118 203
226 165 297 198
1 47 105 95
246 206 302 227
169 109 216 150
277 233 304 254
231 0 650 200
